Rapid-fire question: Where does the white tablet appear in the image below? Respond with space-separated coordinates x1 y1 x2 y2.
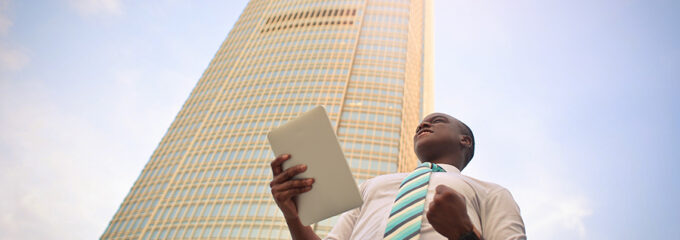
267 106 363 226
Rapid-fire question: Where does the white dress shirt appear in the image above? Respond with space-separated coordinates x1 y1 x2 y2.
324 164 526 240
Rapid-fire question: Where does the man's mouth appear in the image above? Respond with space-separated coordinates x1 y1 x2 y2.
416 129 433 138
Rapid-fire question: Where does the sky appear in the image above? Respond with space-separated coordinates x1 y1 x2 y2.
0 0 678 239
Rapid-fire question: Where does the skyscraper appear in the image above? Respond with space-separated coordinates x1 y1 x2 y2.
100 0 432 239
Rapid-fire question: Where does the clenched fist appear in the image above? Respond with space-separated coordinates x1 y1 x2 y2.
426 185 481 239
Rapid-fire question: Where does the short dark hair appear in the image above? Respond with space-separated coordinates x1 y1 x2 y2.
459 121 475 169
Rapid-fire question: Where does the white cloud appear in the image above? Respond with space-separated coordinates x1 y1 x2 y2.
0 59 195 239
434 76 593 239
1 81 95 239
517 182 592 239
0 78 154 239
487 123 593 240
68 0 122 16
0 44 29 71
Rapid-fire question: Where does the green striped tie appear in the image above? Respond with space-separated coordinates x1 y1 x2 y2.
383 162 446 240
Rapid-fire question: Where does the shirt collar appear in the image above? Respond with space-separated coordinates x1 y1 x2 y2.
434 163 461 174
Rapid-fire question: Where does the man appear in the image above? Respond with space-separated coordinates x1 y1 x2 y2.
269 113 526 239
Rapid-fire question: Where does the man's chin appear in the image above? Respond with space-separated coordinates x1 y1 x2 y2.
414 140 435 160
414 137 434 150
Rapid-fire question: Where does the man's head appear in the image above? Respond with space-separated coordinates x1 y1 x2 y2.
413 113 475 170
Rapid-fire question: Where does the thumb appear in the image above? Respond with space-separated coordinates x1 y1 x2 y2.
435 184 452 194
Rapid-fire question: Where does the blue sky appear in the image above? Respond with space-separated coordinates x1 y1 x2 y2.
0 0 678 239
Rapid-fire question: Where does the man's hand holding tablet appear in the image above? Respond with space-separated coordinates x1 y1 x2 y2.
269 154 320 240
267 106 363 239
269 154 314 221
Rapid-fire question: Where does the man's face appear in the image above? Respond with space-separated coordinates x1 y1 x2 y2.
413 113 462 160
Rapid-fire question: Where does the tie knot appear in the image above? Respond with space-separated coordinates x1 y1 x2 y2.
417 162 446 173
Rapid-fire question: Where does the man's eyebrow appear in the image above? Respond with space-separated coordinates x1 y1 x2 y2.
431 115 448 121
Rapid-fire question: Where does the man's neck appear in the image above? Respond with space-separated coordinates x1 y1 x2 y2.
422 154 463 170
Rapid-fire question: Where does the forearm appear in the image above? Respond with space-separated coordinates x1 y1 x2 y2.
285 217 321 240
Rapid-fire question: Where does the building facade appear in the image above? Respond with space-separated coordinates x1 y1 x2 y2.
101 0 432 239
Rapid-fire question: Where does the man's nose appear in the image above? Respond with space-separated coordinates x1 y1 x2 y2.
418 121 432 130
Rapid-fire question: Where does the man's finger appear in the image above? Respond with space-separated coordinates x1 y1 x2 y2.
426 203 439 216
272 185 313 202
435 184 453 194
434 185 466 204
271 178 314 192
270 154 291 176
271 164 307 185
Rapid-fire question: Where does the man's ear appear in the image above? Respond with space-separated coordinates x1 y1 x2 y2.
459 135 472 149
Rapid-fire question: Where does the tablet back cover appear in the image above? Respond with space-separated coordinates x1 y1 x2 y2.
267 106 363 226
